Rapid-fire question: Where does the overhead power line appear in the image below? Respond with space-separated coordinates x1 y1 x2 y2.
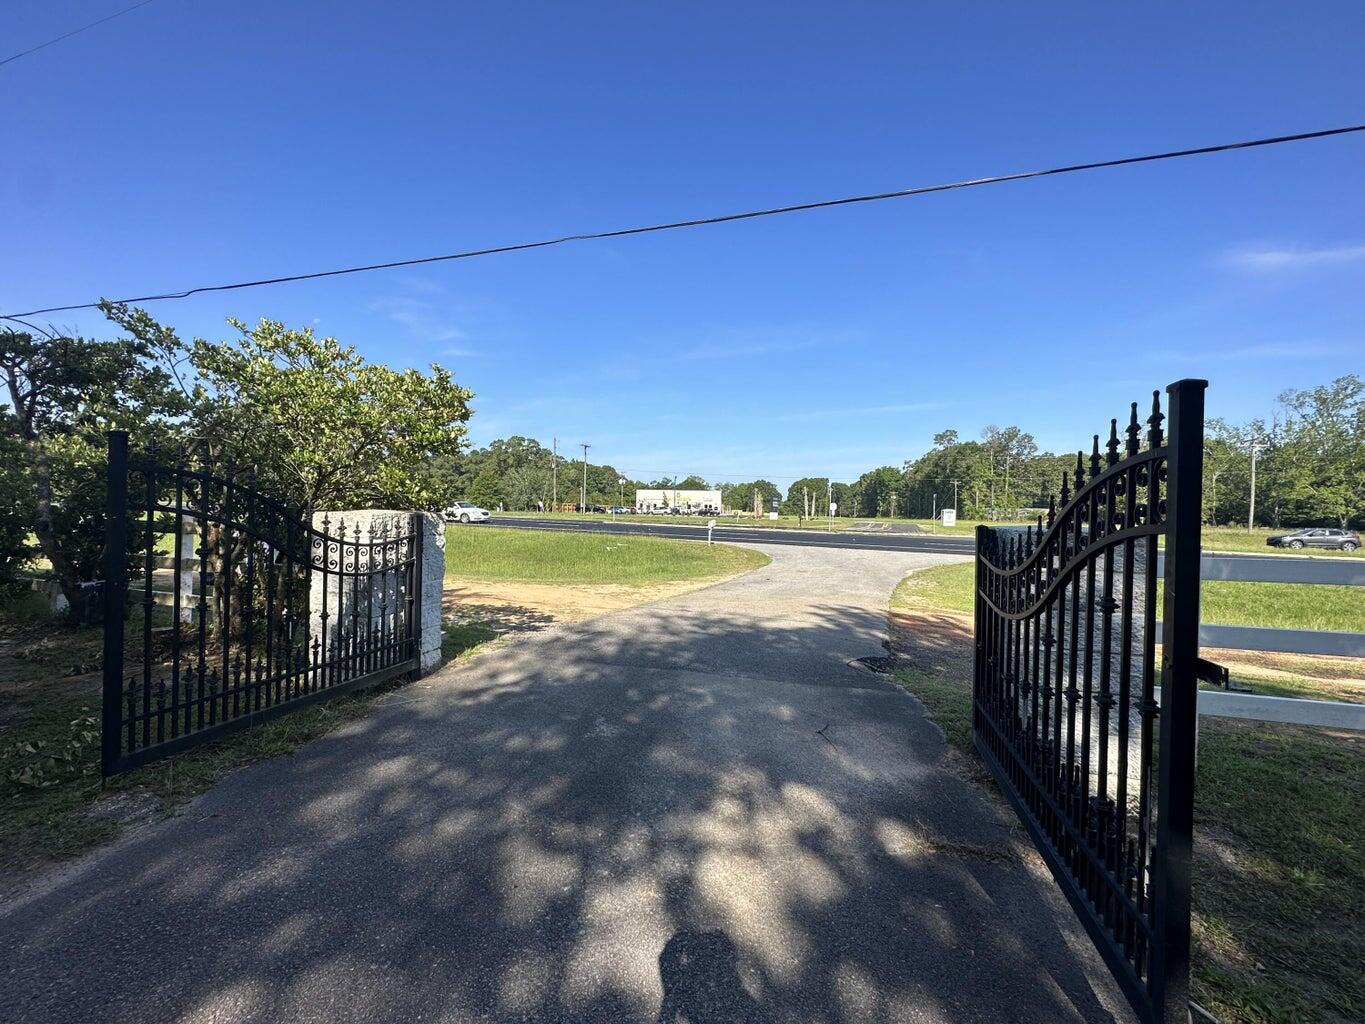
0 0 159 68
4 123 1364 321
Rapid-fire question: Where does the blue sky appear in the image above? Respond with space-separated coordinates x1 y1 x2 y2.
4 2 1363 484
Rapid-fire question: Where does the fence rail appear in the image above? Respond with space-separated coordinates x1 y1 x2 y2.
1185 622 1364 659
1163 552 1365 586
1153 552 1365 658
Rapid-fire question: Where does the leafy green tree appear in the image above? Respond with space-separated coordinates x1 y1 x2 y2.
0 427 35 594
783 477 831 518
905 441 989 518
109 306 474 514
676 475 709 489
502 462 552 510
829 481 855 516
0 322 186 620
980 424 1038 515
1275 375 1364 528
467 467 505 510
851 466 904 517
724 479 779 514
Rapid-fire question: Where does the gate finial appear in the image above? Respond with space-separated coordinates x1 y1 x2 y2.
1147 389 1165 448
1125 402 1142 458
1106 418 1120 466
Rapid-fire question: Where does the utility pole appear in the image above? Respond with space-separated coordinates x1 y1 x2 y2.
1247 440 1263 532
952 478 960 513
932 492 937 521
580 442 590 512
1210 471 1219 527
552 437 558 512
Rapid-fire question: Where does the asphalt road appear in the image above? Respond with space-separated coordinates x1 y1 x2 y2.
488 518 1361 585
2 543 1130 1024
488 516 978 555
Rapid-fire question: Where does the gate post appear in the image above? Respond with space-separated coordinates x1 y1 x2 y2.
972 524 988 735
411 511 425 677
101 430 129 778
1152 378 1206 1022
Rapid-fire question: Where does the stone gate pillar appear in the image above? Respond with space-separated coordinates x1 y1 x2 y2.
309 509 445 677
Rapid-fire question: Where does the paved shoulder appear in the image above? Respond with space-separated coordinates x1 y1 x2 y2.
1 544 1128 1024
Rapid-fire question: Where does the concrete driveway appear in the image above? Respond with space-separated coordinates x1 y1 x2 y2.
1 544 1130 1024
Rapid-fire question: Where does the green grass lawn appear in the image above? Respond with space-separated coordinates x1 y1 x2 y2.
446 525 769 585
892 561 1365 633
892 561 1364 701
891 561 976 613
1190 580 1363 634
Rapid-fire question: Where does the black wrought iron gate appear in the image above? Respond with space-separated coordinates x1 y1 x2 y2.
100 431 423 776
972 379 1205 1024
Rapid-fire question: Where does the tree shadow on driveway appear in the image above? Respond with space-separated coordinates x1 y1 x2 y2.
0 598 1129 1024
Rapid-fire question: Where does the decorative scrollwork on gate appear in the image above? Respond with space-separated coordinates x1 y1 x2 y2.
99 435 423 776
973 380 1206 1024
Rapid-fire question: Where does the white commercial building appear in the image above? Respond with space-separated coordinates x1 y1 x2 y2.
635 488 722 514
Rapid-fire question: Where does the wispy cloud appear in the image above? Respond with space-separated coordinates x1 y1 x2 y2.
369 296 471 348
1151 340 1348 362
1224 243 1365 272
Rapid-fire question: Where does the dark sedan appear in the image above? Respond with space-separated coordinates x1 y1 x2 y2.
1266 527 1360 551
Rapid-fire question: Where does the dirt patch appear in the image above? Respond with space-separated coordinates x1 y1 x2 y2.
443 575 735 635
887 608 974 674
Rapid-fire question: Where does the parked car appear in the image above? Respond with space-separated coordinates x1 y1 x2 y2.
608 506 629 514
443 501 491 524
1266 527 1360 551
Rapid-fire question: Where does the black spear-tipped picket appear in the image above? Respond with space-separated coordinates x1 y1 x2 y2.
1125 401 1142 459
1148 389 1165 448
1090 434 1102 479
1106 417 1121 466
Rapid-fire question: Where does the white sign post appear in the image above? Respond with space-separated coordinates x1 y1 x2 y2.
942 508 958 527
707 518 716 545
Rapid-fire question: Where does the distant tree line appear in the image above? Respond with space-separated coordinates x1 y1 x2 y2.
826 375 1363 529
423 437 663 511
1202 375 1364 529
427 373 1362 531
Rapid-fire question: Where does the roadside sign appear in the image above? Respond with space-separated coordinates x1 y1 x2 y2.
942 508 957 527
830 501 838 514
